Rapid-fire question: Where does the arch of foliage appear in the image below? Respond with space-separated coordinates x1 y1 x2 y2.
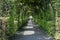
0 0 56 40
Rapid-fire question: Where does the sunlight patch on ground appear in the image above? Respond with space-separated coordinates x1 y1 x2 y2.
27 23 33 26
24 26 34 29
23 31 35 35
44 37 52 39
16 31 23 35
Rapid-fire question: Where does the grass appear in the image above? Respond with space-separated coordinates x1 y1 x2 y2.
33 18 55 36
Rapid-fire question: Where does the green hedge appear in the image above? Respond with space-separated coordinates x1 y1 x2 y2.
6 15 28 37
33 17 55 36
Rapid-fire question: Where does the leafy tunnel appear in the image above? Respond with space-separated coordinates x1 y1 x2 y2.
0 0 56 40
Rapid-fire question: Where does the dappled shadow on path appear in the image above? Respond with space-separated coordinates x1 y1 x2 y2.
9 19 54 40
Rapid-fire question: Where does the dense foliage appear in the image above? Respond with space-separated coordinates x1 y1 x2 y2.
0 0 58 40
0 0 29 40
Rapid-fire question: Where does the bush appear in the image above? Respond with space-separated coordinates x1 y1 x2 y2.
33 16 55 36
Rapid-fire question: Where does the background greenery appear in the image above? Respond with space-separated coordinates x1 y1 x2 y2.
0 0 58 40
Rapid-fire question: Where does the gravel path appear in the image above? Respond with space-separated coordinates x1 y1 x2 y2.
10 19 53 40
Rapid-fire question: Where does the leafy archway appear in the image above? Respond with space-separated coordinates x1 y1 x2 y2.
0 0 59 40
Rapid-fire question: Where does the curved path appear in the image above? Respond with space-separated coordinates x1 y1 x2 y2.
10 19 53 40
